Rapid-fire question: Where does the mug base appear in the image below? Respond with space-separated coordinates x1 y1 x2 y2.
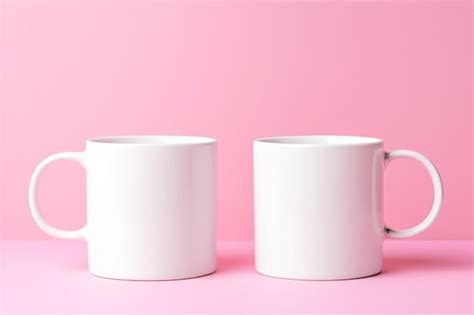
89 268 216 281
256 269 382 281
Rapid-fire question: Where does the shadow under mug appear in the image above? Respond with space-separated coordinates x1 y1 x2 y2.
29 135 216 280
254 135 443 280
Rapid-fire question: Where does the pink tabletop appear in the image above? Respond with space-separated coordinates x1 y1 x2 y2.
1 240 472 314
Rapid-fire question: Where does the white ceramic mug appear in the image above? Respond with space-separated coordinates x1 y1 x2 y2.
29 135 216 280
254 135 443 280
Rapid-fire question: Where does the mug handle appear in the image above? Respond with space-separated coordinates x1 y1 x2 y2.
28 152 87 239
384 150 443 239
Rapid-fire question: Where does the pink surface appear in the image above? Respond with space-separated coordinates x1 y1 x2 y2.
0 1 472 240
0 240 472 313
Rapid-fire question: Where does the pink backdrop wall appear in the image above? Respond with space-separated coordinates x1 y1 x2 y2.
1 1 471 240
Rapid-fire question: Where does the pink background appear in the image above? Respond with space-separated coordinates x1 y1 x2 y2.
1 1 472 240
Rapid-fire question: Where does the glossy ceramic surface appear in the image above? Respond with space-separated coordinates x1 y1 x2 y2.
254 135 443 280
29 135 217 280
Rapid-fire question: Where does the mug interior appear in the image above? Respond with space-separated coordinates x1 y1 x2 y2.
88 135 216 145
255 135 382 146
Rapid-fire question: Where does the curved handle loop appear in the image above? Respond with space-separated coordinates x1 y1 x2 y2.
28 152 87 239
384 150 443 239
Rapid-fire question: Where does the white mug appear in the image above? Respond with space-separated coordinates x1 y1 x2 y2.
254 135 443 280
29 136 216 280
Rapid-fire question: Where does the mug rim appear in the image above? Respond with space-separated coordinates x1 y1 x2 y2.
87 135 216 146
254 135 383 147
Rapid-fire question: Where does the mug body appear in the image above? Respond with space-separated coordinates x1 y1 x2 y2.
84 136 216 280
254 136 385 280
